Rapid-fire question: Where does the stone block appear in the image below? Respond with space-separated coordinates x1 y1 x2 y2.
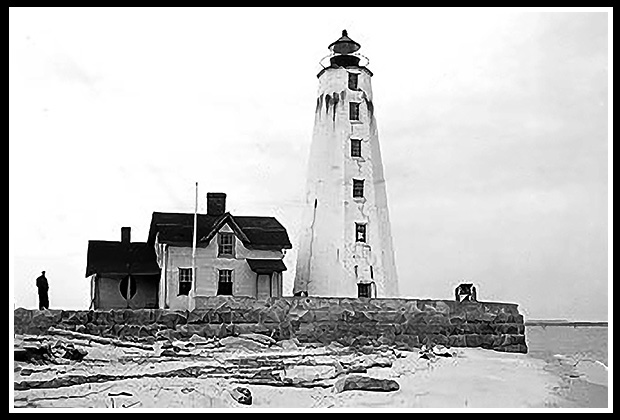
120 324 141 338
405 311 428 324
480 334 496 349
395 334 419 348
459 323 481 334
217 322 235 338
30 310 63 333
477 323 495 335
465 334 483 347
86 324 107 336
179 324 209 338
197 323 224 337
60 310 90 325
426 313 449 324
159 311 187 328
495 323 517 335
110 324 124 336
125 309 157 325
187 310 208 324
204 309 221 324
310 310 330 323
496 344 528 354
242 309 262 324
258 309 280 325
422 334 449 346
110 309 130 324
493 312 510 323
448 334 466 347
14 307 33 332
90 310 110 325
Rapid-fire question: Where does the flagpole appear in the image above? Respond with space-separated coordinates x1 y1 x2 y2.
191 182 198 309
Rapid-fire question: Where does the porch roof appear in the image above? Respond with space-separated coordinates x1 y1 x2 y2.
246 258 287 274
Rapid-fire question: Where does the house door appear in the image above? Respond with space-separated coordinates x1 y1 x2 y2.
256 274 271 300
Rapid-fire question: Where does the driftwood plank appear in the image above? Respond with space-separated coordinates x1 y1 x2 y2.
47 327 153 351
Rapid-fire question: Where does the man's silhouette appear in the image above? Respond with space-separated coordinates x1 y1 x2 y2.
36 271 49 310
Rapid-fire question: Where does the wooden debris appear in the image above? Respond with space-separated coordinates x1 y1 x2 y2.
48 327 153 351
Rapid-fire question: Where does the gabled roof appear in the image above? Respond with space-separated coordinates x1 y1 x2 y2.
85 241 160 278
148 212 292 250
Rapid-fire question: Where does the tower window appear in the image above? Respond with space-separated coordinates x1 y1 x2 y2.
358 283 372 298
353 179 365 198
350 139 362 157
217 269 233 295
349 102 360 121
178 268 193 296
218 232 235 257
355 223 367 243
348 72 359 90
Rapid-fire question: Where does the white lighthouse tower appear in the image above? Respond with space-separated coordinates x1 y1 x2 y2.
294 30 399 298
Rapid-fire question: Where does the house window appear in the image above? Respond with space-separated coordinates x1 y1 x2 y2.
217 269 233 295
349 102 360 121
218 232 235 257
353 179 364 198
350 139 362 157
348 72 358 90
358 283 372 298
178 268 192 296
119 275 137 300
355 223 367 243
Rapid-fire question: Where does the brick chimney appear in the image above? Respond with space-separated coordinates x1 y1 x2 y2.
121 227 131 243
206 193 227 216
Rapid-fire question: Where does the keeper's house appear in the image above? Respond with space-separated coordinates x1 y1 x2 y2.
85 192 292 310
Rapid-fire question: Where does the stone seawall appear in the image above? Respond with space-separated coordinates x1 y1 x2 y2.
13 297 527 353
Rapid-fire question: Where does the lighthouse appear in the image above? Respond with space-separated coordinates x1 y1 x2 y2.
294 30 399 298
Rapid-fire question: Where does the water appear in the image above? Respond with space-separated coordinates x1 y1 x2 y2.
526 325 608 366
525 325 608 407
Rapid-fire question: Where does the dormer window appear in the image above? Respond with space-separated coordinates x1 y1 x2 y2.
218 232 235 257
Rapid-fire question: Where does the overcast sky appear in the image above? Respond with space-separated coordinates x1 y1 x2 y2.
9 8 610 321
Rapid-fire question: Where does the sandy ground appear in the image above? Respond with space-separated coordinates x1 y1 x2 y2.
14 334 598 410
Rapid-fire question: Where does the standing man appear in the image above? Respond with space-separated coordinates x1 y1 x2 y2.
36 270 49 310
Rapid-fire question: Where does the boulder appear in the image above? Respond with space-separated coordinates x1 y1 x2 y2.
229 387 252 405
334 375 400 393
